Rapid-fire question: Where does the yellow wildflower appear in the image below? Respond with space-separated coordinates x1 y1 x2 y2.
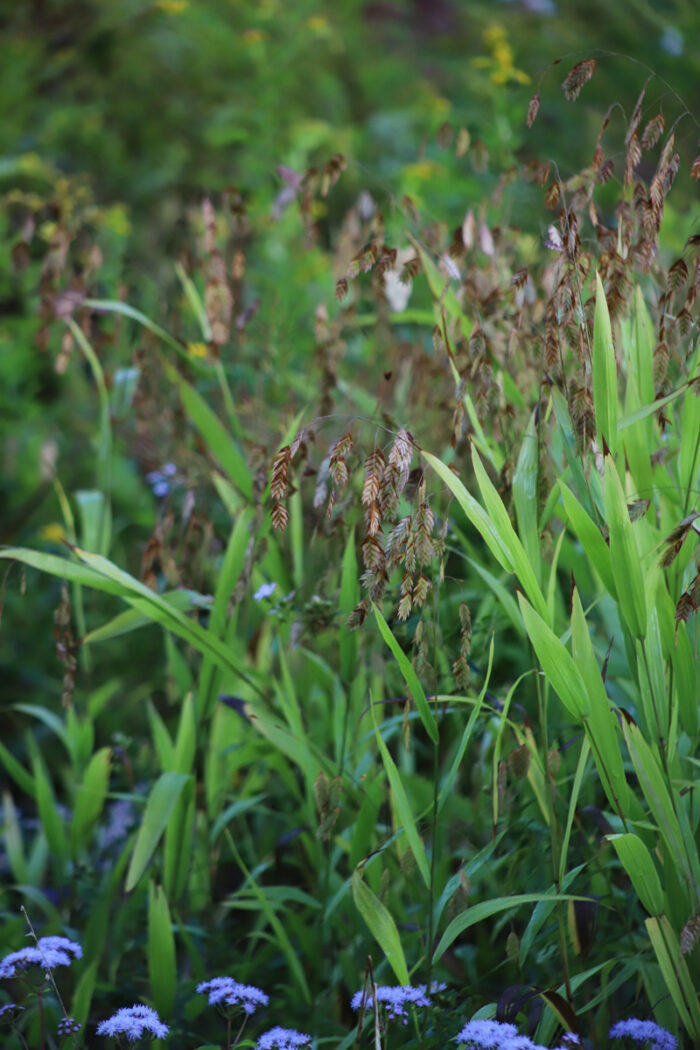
187 341 208 359
39 523 67 543
242 28 268 44
156 0 188 12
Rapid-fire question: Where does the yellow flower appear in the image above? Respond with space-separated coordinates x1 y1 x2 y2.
156 0 188 12
306 15 328 32
479 23 530 86
242 28 268 44
39 523 67 543
187 341 208 359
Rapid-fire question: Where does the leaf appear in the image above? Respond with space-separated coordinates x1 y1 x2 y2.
125 772 190 892
371 708 431 888
592 272 618 456
148 881 177 1018
517 594 589 719
433 893 585 963
71 747 112 858
352 868 410 985
371 602 438 743
603 457 647 639
607 834 664 915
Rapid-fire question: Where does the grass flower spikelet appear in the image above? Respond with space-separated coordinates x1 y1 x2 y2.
609 1018 677 1050
96 1003 169 1041
197 976 269 1013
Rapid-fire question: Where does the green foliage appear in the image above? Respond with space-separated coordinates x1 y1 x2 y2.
1 11 700 1050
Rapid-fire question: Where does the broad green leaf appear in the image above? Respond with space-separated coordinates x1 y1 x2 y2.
592 272 618 456
512 409 542 586
71 747 112 858
75 490 112 558
162 359 252 500
0 547 128 596
3 792 28 883
148 881 177 1018
371 602 438 743
371 709 430 888
0 740 35 796
603 456 647 639
125 772 190 892
518 594 589 719
33 756 68 870
607 834 663 915
471 447 548 621
164 782 195 902
646 915 700 1038
352 868 410 985
433 893 585 964
559 484 616 599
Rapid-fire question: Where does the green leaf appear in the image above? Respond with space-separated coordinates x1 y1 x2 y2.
125 773 190 892
148 881 177 1018
471 446 547 620
645 915 700 1038
512 409 542 586
33 756 68 870
607 834 664 915
339 527 359 684
518 594 589 719
371 602 438 743
351 867 410 985
371 709 431 888
592 272 618 456
71 747 112 858
603 457 647 639
559 484 616 599
433 893 585 963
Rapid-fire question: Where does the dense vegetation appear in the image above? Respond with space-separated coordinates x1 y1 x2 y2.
1 3 699 1049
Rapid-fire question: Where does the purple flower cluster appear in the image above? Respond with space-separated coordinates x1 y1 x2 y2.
610 1018 678 1050
351 984 431 1023
57 1016 82 1036
256 1026 312 1050
0 936 82 979
96 1003 169 1041
197 976 269 1014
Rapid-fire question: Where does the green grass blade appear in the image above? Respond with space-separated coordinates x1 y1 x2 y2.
371 602 438 743
371 707 431 888
607 834 664 915
517 593 589 719
148 880 177 1018
125 772 190 892
603 456 647 639
592 271 618 457
352 867 410 985
71 747 112 858
512 409 542 587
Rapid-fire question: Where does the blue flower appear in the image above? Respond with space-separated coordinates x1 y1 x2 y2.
256 1026 312 1050
197 976 269 1013
96 1004 169 1041
351 985 431 1023
0 1003 25 1020
0 937 82 979
253 582 277 602
455 1018 519 1048
609 1018 677 1050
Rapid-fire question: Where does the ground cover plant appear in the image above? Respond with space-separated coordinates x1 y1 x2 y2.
1 27 699 1050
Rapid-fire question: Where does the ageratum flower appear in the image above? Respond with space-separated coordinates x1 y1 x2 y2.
0 1003 25 1020
96 1004 169 1041
0 937 82 979
351 985 431 1024
197 976 269 1014
455 1018 519 1048
609 1018 677 1050
58 1017 82 1036
256 1026 312 1050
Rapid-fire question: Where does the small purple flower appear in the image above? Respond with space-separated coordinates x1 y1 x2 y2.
609 1018 677 1050
256 1026 312 1050
197 976 269 1014
96 1004 169 1041
0 936 82 979
58 1016 82 1036
556 1036 581 1049
351 985 431 1023
456 1018 519 1048
253 582 277 602
0 1002 25 1020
